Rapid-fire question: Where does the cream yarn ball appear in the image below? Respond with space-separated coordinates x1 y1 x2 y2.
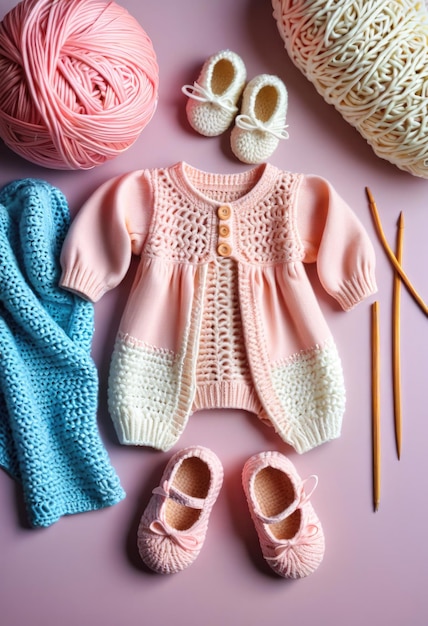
0 0 159 169
272 0 428 178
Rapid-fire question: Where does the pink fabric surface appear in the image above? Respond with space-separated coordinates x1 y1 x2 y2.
0 0 427 624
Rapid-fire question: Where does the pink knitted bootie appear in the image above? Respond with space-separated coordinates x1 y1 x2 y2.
137 446 223 574
242 451 325 578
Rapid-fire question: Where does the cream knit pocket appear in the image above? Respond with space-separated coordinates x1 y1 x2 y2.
108 333 185 451
270 338 346 453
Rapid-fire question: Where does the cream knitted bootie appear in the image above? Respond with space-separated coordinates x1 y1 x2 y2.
182 49 247 136
137 446 223 574
231 74 289 163
242 451 325 578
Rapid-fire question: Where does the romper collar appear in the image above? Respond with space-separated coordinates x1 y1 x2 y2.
170 160 279 209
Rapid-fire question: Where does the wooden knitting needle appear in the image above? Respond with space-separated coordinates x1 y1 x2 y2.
392 212 404 459
365 187 428 317
371 301 381 512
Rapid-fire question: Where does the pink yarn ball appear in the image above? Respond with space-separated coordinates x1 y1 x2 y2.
0 0 159 169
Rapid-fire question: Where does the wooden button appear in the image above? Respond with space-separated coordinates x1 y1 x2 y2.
217 243 232 257
219 224 230 238
217 205 231 220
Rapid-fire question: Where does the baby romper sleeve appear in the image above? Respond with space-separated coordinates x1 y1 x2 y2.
60 170 154 302
296 175 378 310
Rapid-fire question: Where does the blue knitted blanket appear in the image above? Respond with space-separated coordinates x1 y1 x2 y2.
0 179 125 527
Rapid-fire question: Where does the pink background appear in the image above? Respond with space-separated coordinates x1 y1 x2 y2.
1 1 427 625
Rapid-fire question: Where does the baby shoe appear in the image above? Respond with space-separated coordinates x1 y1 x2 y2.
182 49 247 136
230 74 289 163
242 451 325 578
137 446 223 574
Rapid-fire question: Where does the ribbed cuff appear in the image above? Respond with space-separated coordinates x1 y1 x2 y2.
335 271 378 311
284 412 343 454
192 381 262 413
112 411 180 452
60 266 106 303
